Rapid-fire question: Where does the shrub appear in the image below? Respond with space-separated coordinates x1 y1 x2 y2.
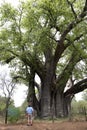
8 107 21 123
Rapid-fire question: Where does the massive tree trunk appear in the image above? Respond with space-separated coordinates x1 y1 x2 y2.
40 47 55 118
27 67 40 116
48 90 72 118
55 90 64 117
53 52 80 117
41 80 51 117
40 63 54 117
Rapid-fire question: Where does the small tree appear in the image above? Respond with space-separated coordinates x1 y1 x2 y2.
0 73 16 124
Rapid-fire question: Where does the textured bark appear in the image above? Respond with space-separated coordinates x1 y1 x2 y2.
55 91 64 117
41 81 51 117
27 67 40 116
40 64 53 117
5 97 10 124
54 92 73 118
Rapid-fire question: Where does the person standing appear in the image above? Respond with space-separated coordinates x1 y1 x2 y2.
26 103 34 126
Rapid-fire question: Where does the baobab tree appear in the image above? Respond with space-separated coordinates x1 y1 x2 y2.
0 0 87 118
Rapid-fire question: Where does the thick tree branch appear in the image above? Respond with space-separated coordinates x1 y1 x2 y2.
5 56 15 63
54 0 87 64
79 0 87 18
67 0 77 19
21 53 44 80
64 78 87 97
56 50 81 92
13 76 26 81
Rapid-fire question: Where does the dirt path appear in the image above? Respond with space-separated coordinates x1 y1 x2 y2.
0 121 87 130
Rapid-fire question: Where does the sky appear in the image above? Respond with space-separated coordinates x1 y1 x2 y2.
0 0 83 107
0 0 20 7
13 84 28 107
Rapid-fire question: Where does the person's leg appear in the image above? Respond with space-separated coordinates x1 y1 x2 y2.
27 115 30 125
31 119 32 125
28 115 32 125
27 114 33 126
31 115 33 125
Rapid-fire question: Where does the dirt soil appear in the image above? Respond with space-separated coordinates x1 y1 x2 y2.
0 121 87 130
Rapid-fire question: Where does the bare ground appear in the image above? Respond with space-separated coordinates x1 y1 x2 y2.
0 121 87 130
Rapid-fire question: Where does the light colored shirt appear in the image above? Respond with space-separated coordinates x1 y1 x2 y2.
26 106 34 115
